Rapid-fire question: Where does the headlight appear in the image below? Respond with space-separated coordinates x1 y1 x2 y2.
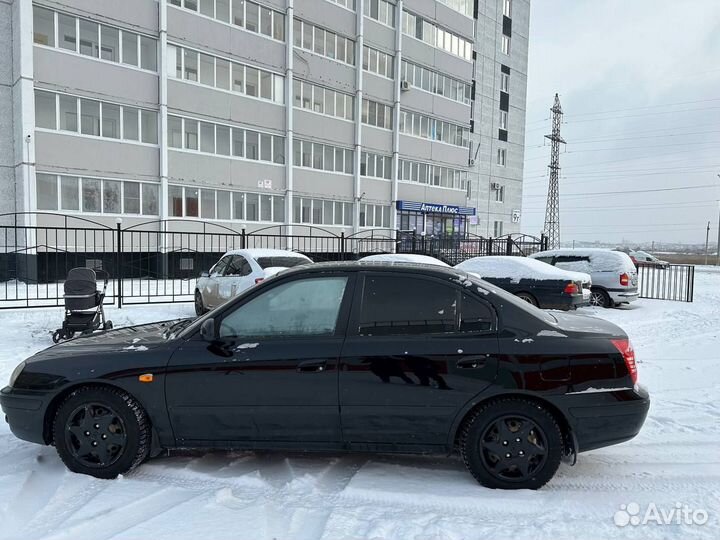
9 361 25 387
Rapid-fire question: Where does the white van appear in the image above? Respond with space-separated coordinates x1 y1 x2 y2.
529 248 638 308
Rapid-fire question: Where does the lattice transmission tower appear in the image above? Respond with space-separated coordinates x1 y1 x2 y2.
543 93 565 249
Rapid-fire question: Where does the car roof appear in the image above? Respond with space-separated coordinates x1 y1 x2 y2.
273 260 467 279
222 248 311 260
532 248 626 258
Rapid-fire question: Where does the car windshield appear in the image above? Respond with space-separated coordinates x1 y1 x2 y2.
464 272 558 325
255 256 309 269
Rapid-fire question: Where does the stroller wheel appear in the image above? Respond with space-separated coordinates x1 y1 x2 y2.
104 321 113 330
52 330 62 344
63 330 75 340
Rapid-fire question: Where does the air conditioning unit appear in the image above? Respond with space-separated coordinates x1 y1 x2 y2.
400 80 410 92
491 182 501 190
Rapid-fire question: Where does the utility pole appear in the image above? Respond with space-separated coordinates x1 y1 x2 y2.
543 94 565 250
716 175 720 266
705 221 711 265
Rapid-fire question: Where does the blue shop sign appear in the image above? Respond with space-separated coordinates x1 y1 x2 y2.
396 200 476 216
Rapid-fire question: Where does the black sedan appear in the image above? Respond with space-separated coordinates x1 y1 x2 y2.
455 256 591 310
1 262 648 490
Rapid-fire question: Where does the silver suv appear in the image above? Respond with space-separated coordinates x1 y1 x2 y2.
529 248 638 308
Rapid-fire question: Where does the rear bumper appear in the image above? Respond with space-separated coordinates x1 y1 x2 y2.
0 386 49 445
554 385 650 453
608 289 639 304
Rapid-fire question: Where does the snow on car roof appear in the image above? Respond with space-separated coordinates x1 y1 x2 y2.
530 248 635 273
222 248 312 260
359 254 450 267
455 256 591 284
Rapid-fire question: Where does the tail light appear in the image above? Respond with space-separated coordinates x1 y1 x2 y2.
563 282 579 295
619 273 630 286
611 338 637 384
254 277 265 285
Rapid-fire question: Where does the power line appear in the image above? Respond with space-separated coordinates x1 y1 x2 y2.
523 140 720 161
523 183 720 199
562 97 720 119
563 105 720 124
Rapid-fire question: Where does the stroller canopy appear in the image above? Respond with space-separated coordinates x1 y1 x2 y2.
64 268 99 296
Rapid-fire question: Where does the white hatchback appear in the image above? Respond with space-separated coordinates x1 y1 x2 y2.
194 249 313 314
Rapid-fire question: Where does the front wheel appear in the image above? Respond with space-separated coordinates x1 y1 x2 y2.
459 398 563 489
194 290 206 316
53 386 151 479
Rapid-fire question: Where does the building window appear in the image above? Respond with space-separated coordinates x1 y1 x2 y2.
36 174 159 215
169 184 284 222
399 110 470 148
497 148 507 166
294 19 355 65
327 0 356 9
359 203 391 228
500 71 509 92
398 159 469 191
35 90 57 129
401 10 472 61
293 197 353 226
293 140 353 174
80 99 101 136
362 99 393 129
494 220 504 237
499 110 508 130
363 0 394 26
494 185 505 202
169 44 284 104
33 7 159 72
401 60 472 105
171 0 286 41
167 115 285 164
501 35 510 55
58 94 78 132
361 152 392 180
294 79 354 121
363 45 394 78
33 6 55 46
503 0 512 17
436 0 473 17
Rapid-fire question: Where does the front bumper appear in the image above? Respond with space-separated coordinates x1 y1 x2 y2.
554 385 650 453
0 386 50 445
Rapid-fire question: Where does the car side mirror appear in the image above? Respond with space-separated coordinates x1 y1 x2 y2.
200 318 216 341
200 271 209 278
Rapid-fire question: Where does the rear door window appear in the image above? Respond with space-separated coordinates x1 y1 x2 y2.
459 293 494 333
255 256 309 269
211 255 232 276
224 255 248 276
357 275 457 336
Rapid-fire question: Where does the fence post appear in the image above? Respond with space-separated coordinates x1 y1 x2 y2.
506 236 513 256
487 237 493 256
116 222 123 309
411 230 416 253
340 232 345 261
241 228 246 250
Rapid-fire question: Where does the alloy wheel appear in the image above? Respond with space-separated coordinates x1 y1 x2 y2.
590 291 607 307
479 415 548 482
64 403 127 468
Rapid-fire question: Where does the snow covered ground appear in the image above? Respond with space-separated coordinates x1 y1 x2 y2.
0 268 719 540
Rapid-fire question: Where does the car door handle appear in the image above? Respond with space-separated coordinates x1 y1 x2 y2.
297 360 327 373
456 358 487 369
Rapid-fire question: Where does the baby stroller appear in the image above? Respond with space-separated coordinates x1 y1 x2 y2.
52 268 113 343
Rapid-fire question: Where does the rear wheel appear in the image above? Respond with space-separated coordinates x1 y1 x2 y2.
460 398 563 489
53 386 150 479
515 292 538 307
194 290 206 316
590 288 612 308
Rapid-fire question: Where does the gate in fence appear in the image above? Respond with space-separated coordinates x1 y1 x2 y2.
0 212 551 309
637 263 695 302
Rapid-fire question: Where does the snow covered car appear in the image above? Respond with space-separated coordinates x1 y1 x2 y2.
358 253 449 266
1 262 649 490
629 250 669 269
455 256 591 310
530 249 639 308
194 249 313 315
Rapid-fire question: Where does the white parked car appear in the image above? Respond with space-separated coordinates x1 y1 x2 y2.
358 253 450 266
194 249 313 314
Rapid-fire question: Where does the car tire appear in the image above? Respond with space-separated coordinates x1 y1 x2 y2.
194 290 206 316
589 288 612 308
53 386 151 479
459 398 563 490
514 292 538 307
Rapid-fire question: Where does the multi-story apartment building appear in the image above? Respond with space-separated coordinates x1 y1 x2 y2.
1 0 529 239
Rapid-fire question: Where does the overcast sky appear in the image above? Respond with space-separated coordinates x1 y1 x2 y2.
522 0 720 246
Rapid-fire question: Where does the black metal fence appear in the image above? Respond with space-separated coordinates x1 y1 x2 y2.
0 213 548 309
637 263 695 302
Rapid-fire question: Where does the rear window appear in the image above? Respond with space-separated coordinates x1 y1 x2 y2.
256 256 309 269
